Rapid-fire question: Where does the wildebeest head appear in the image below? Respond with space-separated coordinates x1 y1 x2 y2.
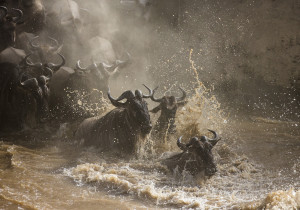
176 130 220 177
163 130 220 177
29 36 63 63
108 85 154 134
150 87 187 135
151 87 186 109
23 52 65 77
74 55 130 93
0 6 23 50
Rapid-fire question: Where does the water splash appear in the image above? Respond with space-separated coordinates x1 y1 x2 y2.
64 88 114 118
177 49 227 140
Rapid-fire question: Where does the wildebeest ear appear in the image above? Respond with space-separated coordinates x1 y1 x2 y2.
135 90 143 100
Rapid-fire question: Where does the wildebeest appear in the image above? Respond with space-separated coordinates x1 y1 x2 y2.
28 35 63 63
21 52 65 78
16 0 45 34
161 130 221 177
49 55 130 121
86 36 119 64
75 86 154 154
0 62 51 132
150 87 187 138
43 0 90 64
0 6 23 51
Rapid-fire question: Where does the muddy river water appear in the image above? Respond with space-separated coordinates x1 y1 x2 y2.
0 104 299 209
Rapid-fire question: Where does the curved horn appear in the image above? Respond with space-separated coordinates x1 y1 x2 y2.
206 129 220 146
30 36 40 49
11 8 23 23
100 62 119 77
150 86 163 102
24 54 42 67
107 89 134 108
102 62 114 69
47 36 59 48
0 6 8 20
142 84 153 98
43 67 53 78
47 53 65 71
176 136 187 151
176 87 187 102
101 52 131 77
76 60 88 71
115 52 131 68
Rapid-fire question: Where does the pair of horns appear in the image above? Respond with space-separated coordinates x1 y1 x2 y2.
0 6 23 23
24 53 65 72
108 84 153 108
30 36 60 50
76 61 120 78
76 53 131 77
151 87 186 102
177 130 220 151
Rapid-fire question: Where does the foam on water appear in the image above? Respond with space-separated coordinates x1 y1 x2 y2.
63 151 299 209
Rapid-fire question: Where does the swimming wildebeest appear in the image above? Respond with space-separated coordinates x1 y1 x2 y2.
0 62 51 131
150 87 187 138
161 130 221 177
75 85 154 154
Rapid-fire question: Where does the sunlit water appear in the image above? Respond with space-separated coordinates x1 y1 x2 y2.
0 84 299 209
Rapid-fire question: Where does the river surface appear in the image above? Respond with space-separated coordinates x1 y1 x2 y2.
0 114 299 209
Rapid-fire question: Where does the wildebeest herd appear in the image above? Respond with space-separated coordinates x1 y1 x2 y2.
0 0 221 178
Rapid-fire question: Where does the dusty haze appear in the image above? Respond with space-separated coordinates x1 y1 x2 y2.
40 0 299 119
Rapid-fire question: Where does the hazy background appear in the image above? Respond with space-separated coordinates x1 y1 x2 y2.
43 0 300 120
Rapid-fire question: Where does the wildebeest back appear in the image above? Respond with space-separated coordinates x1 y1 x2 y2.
75 108 141 154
